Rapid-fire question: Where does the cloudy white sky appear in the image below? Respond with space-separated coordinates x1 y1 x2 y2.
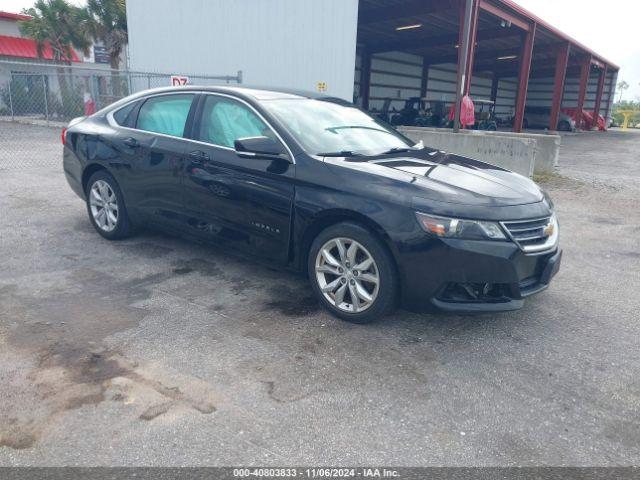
3 0 639 100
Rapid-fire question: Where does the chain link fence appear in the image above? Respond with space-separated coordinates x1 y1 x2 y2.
0 59 242 169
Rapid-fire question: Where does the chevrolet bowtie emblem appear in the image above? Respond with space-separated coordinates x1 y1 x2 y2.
543 222 555 237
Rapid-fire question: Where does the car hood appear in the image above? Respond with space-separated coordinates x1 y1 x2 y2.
323 148 543 208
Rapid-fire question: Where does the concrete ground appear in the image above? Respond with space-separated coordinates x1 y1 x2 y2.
0 124 639 466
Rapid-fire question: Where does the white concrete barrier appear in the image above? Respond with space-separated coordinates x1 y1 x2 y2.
398 127 561 177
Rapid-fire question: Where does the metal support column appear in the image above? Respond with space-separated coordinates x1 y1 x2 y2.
549 42 570 131
360 49 372 110
490 73 499 103
513 23 536 133
454 0 474 132
592 66 607 129
604 70 618 124
420 56 430 100
464 0 480 95
575 57 591 130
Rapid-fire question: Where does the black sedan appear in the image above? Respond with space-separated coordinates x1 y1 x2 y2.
63 86 561 323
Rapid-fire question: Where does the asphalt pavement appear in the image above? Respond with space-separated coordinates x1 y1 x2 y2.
0 123 638 466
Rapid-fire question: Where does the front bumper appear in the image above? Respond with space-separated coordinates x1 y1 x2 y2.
399 237 562 313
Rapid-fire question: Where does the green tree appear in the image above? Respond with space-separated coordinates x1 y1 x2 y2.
19 0 90 65
80 0 128 99
19 0 90 118
81 0 128 71
616 80 629 103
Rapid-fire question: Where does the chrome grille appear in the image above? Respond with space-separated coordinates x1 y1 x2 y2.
501 215 558 253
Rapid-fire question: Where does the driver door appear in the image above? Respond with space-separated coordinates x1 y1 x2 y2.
182 94 295 263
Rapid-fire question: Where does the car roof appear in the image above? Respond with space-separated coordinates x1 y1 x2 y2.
96 85 352 118
131 85 338 102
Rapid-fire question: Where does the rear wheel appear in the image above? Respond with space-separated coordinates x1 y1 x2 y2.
86 170 133 240
308 222 397 323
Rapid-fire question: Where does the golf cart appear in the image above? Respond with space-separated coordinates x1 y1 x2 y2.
473 99 498 131
390 97 432 127
376 97 449 128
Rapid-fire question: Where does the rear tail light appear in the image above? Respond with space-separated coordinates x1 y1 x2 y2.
61 127 67 145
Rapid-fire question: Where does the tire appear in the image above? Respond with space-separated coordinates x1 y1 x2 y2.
85 170 133 240
308 222 397 323
558 120 571 132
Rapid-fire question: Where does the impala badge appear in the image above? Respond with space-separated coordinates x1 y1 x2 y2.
251 221 280 234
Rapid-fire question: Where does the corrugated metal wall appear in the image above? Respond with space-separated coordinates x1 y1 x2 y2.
526 70 615 113
355 51 423 110
354 51 518 119
127 0 359 100
354 51 614 122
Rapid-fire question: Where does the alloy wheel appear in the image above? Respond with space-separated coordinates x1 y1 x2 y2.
315 237 380 313
89 179 118 232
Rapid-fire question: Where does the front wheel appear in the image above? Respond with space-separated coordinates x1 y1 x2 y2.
308 222 397 323
86 170 133 240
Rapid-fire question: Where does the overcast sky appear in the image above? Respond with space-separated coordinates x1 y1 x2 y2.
3 0 639 100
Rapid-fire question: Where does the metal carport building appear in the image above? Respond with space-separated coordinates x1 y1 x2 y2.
354 0 619 132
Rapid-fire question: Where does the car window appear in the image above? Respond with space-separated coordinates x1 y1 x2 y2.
263 98 412 156
113 101 137 127
136 94 195 137
196 95 275 148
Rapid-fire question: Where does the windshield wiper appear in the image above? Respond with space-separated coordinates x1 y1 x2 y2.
325 125 391 134
317 150 367 157
380 142 425 155
380 147 416 154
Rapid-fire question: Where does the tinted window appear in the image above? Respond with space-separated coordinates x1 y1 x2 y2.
137 94 194 137
113 102 137 127
196 96 274 148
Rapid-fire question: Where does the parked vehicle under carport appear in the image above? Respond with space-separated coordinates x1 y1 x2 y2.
523 106 576 131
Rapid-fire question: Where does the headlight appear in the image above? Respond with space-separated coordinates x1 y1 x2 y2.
415 212 507 240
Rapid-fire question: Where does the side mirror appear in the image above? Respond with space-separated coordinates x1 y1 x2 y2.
234 136 289 161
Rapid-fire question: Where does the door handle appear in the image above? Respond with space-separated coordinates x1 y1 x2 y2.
188 150 211 162
123 137 139 148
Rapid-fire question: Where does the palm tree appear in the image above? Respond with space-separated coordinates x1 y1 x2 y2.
20 0 90 65
19 0 91 117
82 0 127 71
81 0 128 98
617 80 629 103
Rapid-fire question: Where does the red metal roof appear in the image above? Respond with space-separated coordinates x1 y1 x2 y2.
0 34 81 62
0 11 32 21
495 0 619 70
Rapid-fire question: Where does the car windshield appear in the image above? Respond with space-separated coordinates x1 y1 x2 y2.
263 98 415 156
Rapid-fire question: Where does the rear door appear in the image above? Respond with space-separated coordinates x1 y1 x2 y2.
182 93 295 262
122 93 198 225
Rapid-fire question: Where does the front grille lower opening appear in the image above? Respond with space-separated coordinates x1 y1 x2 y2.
438 282 510 303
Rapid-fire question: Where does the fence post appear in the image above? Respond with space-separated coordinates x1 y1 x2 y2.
8 73 14 120
127 71 133 96
147 75 151 89
237 70 243 84
90 74 99 110
43 74 49 125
